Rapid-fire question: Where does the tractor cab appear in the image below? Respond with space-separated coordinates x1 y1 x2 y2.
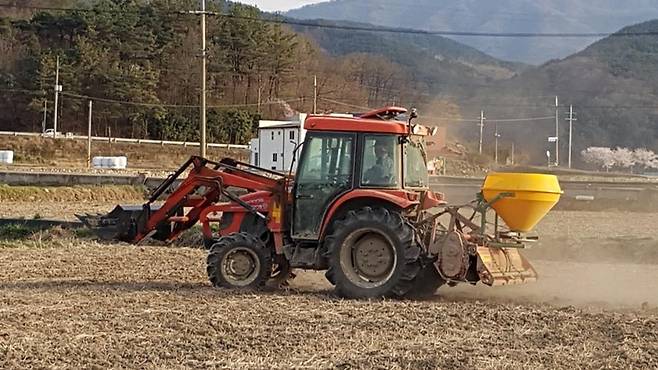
291 107 438 241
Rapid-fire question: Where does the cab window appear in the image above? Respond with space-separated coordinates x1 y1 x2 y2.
360 135 400 188
293 133 354 239
404 137 429 188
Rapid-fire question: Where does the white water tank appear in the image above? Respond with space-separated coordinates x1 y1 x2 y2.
92 156 127 169
0 150 14 165
115 156 127 169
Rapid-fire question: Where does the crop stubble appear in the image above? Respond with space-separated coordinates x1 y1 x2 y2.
0 241 656 369
0 203 657 368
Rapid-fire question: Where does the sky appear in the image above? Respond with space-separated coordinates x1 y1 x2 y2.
235 0 324 12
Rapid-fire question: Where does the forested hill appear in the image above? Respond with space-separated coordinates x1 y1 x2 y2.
286 0 658 64
0 0 518 143
0 1 437 142
2 1 658 166
458 19 658 162
286 18 525 96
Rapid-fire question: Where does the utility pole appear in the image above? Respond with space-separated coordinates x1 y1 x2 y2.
554 96 559 166
87 100 92 168
53 56 61 136
257 75 262 114
494 122 500 164
313 75 317 114
187 2 209 156
42 100 47 133
511 142 515 165
478 110 485 154
199 0 207 158
566 104 577 169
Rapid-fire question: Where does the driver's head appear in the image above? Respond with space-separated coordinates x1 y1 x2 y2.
374 139 390 158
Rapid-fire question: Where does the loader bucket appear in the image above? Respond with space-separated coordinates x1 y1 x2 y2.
76 204 157 242
482 173 562 232
476 246 538 286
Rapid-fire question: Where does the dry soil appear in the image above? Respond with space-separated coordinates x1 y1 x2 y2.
0 204 656 369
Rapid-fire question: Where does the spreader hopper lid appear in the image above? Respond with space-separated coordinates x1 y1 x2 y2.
481 173 562 232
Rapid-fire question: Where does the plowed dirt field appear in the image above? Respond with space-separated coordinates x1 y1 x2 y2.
0 204 657 369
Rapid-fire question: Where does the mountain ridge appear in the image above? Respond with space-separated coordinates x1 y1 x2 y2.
286 0 658 64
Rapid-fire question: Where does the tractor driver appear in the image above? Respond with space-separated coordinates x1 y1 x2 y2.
363 138 395 186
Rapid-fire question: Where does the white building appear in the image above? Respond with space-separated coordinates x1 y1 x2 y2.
250 113 307 172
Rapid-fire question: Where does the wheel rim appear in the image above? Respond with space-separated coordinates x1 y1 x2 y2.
220 247 261 287
339 228 397 289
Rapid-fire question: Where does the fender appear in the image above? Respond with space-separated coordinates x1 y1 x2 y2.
318 189 419 239
199 191 273 238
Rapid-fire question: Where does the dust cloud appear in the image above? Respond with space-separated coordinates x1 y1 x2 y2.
440 260 658 309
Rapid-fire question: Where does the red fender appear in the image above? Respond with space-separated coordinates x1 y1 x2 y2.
318 189 419 238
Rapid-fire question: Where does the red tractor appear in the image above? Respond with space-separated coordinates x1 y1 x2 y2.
84 107 557 298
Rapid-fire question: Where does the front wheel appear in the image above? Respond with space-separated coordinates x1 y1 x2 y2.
324 207 422 299
207 232 272 290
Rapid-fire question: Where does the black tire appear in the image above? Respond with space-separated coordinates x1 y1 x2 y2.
207 232 272 290
324 207 422 299
239 214 295 287
405 264 445 299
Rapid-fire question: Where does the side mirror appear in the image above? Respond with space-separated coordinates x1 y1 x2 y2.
407 107 418 138
409 108 418 120
291 140 303 159
288 140 305 176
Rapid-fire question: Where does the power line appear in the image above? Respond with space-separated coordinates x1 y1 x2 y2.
318 97 562 123
3 3 658 38
5 88 658 112
0 3 182 16
319 97 371 110
226 14 658 38
208 98 304 109
285 0 658 24
61 91 303 109
0 88 46 95
488 116 556 123
424 115 556 123
61 92 197 108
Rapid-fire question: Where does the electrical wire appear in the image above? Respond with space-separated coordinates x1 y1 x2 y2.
4 88 658 112
423 115 556 123
227 14 656 38
0 3 181 16
488 116 556 123
61 92 196 108
3 3 658 38
319 97 561 123
318 97 371 110
60 91 303 109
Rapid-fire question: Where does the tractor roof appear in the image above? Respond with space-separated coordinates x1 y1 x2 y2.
304 106 411 135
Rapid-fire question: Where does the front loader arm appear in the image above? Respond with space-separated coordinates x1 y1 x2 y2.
86 156 289 244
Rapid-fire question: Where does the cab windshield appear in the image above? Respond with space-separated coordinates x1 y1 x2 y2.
404 136 429 188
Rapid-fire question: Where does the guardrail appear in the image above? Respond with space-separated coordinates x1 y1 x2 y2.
0 131 249 150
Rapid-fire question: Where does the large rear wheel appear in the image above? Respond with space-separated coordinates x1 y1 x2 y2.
324 207 422 298
207 232 272 290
